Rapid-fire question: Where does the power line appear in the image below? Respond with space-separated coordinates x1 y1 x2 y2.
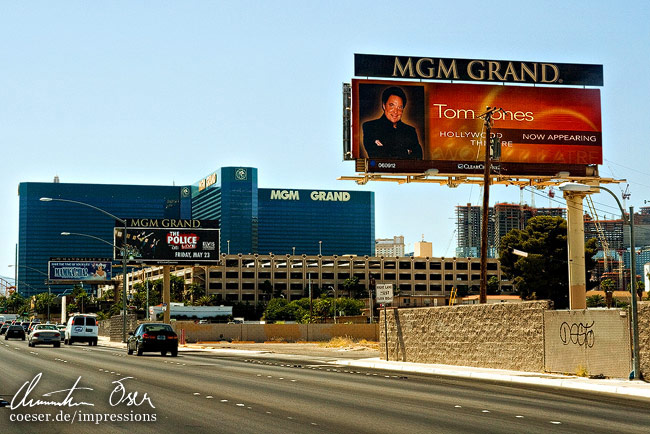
604 159 650 178
523 186 630 219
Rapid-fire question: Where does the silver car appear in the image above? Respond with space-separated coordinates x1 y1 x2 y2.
28 324 62 347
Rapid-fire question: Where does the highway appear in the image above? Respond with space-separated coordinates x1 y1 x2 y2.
2 340 650 433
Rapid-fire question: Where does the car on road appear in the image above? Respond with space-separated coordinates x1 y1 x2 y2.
5 325 26 340
65 314 98 346
127 323 178 357
0 324 8 335
57 324 66 341
28 324 61 347
28 319 41 333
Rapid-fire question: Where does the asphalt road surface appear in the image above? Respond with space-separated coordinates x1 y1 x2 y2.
2 340 650 433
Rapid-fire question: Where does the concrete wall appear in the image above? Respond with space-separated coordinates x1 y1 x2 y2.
380 300 650 378
544 309 630 378
105 314 139 342
380 301 551 372
639 302 650 379
170 322 379 343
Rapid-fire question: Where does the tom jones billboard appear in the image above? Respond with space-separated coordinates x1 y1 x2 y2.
114 219 220 265
351 79 601 176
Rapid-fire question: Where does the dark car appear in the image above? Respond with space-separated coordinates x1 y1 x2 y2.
0 324 8 335
5 325 26 340
127 323 178 357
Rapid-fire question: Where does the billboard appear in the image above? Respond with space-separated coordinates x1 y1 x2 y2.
114 219 220 265
48 260 112 282
351 79 602 176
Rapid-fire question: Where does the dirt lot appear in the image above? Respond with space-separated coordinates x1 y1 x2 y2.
186 340 380 359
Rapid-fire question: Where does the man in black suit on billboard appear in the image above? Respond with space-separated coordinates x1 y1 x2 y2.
362 86 422 159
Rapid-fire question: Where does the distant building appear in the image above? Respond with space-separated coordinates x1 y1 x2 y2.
623 246 650 278
585 207 650 250
148 303 232 320
414 241 432 257
126 254 513 305
17 168 374 297
375 236 405 257
456 203 564 258
459 295 523 305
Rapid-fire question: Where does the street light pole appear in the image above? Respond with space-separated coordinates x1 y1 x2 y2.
559 183 641 380
58 230 129 341
319 241 322 256
41 197 129 342
629 205 640 380
8 264 51 322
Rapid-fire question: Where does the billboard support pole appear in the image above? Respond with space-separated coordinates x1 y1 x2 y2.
163 266 171 324
122 223 128 342
478 107 502 304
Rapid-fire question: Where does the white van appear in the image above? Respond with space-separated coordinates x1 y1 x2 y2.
65 314 98 346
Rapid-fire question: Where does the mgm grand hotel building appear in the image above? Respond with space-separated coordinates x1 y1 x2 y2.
18 166 508 304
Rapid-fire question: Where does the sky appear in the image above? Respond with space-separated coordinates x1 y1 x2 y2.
2 1 650 283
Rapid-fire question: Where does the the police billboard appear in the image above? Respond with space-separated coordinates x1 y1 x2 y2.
114 219 220 265
48 260 112 282
350 78 601 176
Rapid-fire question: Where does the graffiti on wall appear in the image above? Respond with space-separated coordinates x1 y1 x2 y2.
559 321 595 348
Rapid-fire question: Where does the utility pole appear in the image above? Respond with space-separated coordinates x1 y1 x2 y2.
478 107 503 304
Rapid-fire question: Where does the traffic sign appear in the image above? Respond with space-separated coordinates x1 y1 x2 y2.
376 283 393 304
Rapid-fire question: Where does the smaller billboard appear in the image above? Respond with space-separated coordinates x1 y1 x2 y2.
48 261 112 282
114 219 220 265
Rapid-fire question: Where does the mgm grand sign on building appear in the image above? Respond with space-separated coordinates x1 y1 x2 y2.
269 189 351 202
345 53 604 177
